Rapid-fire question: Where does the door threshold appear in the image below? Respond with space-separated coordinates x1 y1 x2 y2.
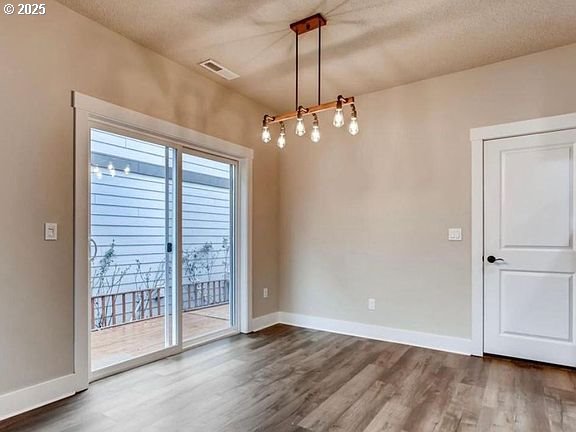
90 328 239 383
90 346 181 382
182 328 240 351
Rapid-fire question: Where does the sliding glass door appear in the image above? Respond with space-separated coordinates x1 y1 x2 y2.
181 152 236 343
88 128 237 374
89 128 177 371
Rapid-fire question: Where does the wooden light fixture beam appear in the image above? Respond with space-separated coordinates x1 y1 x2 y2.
266 96 355 124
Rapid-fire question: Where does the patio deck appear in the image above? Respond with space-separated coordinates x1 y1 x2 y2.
91 305 230 370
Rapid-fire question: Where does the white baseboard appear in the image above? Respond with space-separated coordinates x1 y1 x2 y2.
276 312 473 356
0 374 77 421
251 312 280 332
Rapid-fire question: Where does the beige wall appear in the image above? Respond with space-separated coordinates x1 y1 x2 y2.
279 43 576 339
0 0 278 395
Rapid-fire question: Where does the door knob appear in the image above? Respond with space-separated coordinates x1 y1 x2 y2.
486 255 504 263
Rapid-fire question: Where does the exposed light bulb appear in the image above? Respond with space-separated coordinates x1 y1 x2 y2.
348 104 359 135
261 125 271 143
333 109 344 127
311 114 320 143
334 108 345 127
108 162 116 177
124 165 131 175
295 107 306 136
277 122 286 149
333 97 345 127
295 118 306 136
277 133 286 149
348 118 359 135
96 171 103 180
311 125 321 142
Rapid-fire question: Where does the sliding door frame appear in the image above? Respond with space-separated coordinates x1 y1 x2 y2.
73 92 253 389
180 147 240 348
87 122 181 382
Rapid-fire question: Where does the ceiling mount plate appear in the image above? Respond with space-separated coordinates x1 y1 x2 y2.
290 13 327 35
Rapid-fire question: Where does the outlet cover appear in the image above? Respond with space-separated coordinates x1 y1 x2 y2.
263 288 269 298
448 228 462 241
368 298 376 311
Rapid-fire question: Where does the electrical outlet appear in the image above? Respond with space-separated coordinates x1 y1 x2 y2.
368 298 376 311
263 288 269 298
448 228 462 241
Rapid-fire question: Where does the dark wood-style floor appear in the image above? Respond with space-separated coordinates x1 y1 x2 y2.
2 324 576 432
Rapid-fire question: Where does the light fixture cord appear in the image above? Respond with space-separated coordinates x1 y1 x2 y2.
295 31 299 110
318 23 321 105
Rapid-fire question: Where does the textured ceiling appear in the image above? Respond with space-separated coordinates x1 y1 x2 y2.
57 0 576 112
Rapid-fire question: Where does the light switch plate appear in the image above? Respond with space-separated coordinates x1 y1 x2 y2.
263 288 269 298
448 228 462 241
44 223 58 241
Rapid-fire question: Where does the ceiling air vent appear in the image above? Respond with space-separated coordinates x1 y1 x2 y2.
199 59 239 80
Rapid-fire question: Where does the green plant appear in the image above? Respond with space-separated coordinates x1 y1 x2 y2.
92 240 131 297
91 240 131 328
92 240 115 295
134 259 165 291
133 259 165 320
221 237 230 280
182 248 201 285
183 238 231 284
198 242 217 281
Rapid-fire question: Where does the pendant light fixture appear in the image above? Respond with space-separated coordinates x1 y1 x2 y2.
261 14 359 148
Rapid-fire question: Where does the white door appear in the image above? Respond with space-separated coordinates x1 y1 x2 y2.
484 129 576 366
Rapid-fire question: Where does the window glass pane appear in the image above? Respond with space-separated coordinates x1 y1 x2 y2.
90 128 176 371
181 153 234 341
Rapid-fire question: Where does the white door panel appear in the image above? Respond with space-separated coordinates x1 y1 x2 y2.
484 129 576 366
500 146 572 248
500 271 572 341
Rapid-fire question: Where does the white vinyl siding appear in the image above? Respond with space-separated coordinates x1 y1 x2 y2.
90 129 231 294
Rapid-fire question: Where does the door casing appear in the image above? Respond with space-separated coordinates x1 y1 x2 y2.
470 112 576 357
73 92 253 390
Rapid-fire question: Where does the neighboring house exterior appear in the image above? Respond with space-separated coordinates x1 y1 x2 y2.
90 129 232 327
